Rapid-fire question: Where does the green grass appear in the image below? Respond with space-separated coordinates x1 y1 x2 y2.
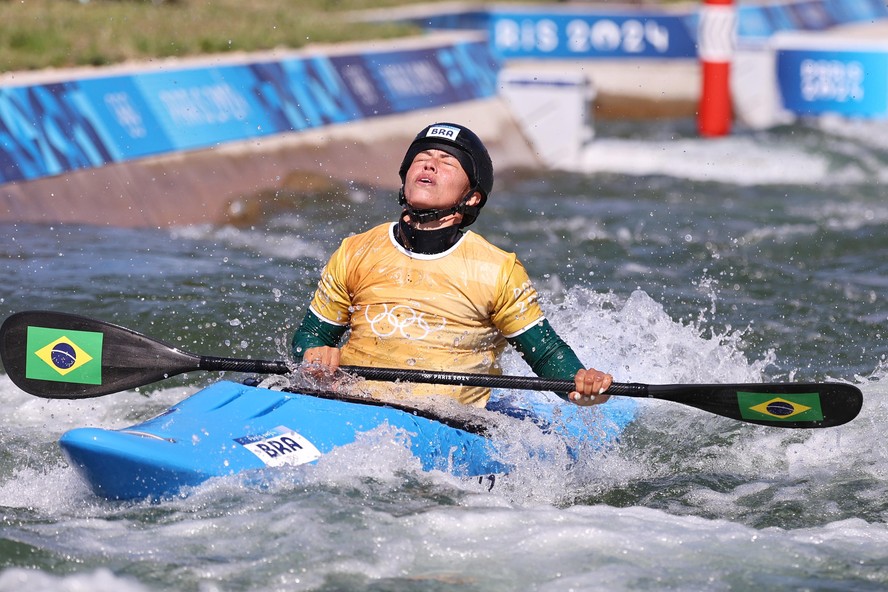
0 0 429 71
0 0 681 73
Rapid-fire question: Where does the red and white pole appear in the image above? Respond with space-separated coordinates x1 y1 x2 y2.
697 0 736 137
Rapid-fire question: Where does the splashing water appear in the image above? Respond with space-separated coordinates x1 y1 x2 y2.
1 117 886 590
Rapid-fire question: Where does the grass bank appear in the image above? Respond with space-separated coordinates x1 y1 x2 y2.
0 0 439 72
0 0 681 73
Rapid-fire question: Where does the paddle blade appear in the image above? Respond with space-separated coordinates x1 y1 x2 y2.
0 311 201 399
645 382 863 428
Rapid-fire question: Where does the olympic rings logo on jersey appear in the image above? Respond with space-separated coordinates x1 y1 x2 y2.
364 304 446 340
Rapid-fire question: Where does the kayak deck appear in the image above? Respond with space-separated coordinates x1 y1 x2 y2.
60 380 635 500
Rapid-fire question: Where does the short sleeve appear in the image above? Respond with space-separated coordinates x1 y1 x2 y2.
490 255 545 337
308 241 353 326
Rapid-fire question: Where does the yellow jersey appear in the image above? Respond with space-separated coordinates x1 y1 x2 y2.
309 222 545 406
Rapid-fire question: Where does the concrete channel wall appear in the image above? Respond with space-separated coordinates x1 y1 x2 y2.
2 1 887 227
0 34 539 227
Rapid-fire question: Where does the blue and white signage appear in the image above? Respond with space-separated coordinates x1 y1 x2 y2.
0 40 499 185
737 0 888 38
489 10 697 59
777 47 888 117
235 425 322 467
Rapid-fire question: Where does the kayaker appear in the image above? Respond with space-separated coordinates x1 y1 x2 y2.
291 122 612 408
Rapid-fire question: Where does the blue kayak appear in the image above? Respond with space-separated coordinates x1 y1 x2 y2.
59 380 637 500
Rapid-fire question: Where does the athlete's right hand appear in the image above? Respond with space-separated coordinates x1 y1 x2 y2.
302 346 341 370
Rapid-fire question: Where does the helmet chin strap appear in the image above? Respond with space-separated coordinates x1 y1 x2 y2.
398 187 475 225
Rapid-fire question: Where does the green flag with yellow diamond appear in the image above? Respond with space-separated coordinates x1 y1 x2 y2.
25 326 103 385
738 391 824 422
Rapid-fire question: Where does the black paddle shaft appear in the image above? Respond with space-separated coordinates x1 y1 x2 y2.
199 356 291 375
0 310 864 428
340 365 649 396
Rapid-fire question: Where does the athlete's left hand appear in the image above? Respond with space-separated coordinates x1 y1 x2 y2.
569 368 612 406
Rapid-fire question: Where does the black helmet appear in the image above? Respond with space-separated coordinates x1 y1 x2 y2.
397 123 494 227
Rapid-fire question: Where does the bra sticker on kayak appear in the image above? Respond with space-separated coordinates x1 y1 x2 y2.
235 425 321 467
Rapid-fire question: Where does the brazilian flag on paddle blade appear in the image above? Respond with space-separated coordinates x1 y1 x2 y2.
25 326 103 385
737 391 824 422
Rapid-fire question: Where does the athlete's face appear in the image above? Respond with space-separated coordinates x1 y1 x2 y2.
403 149 479 224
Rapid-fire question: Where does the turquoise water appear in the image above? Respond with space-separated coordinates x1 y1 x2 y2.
1 116 887 590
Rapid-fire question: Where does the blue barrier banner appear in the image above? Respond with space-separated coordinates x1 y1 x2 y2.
330 43 498 116
738 0 888 37
0 40 498 185
249 57 364 130
130 67 277 151
787 1 836 30
822 0 885 22
0 83 119 183
737 6 777 37
777 48 888 117
762 5 804 32
405 10 490 31
411 2 888 44
77 76 175 159
489 10 697 59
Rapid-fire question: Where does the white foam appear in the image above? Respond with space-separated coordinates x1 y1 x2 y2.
577 120 888 186
524 287 772 385
577 135 843 185
0 286 883 590
0 568 152 592
0 376 198 512
170 223 328 261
